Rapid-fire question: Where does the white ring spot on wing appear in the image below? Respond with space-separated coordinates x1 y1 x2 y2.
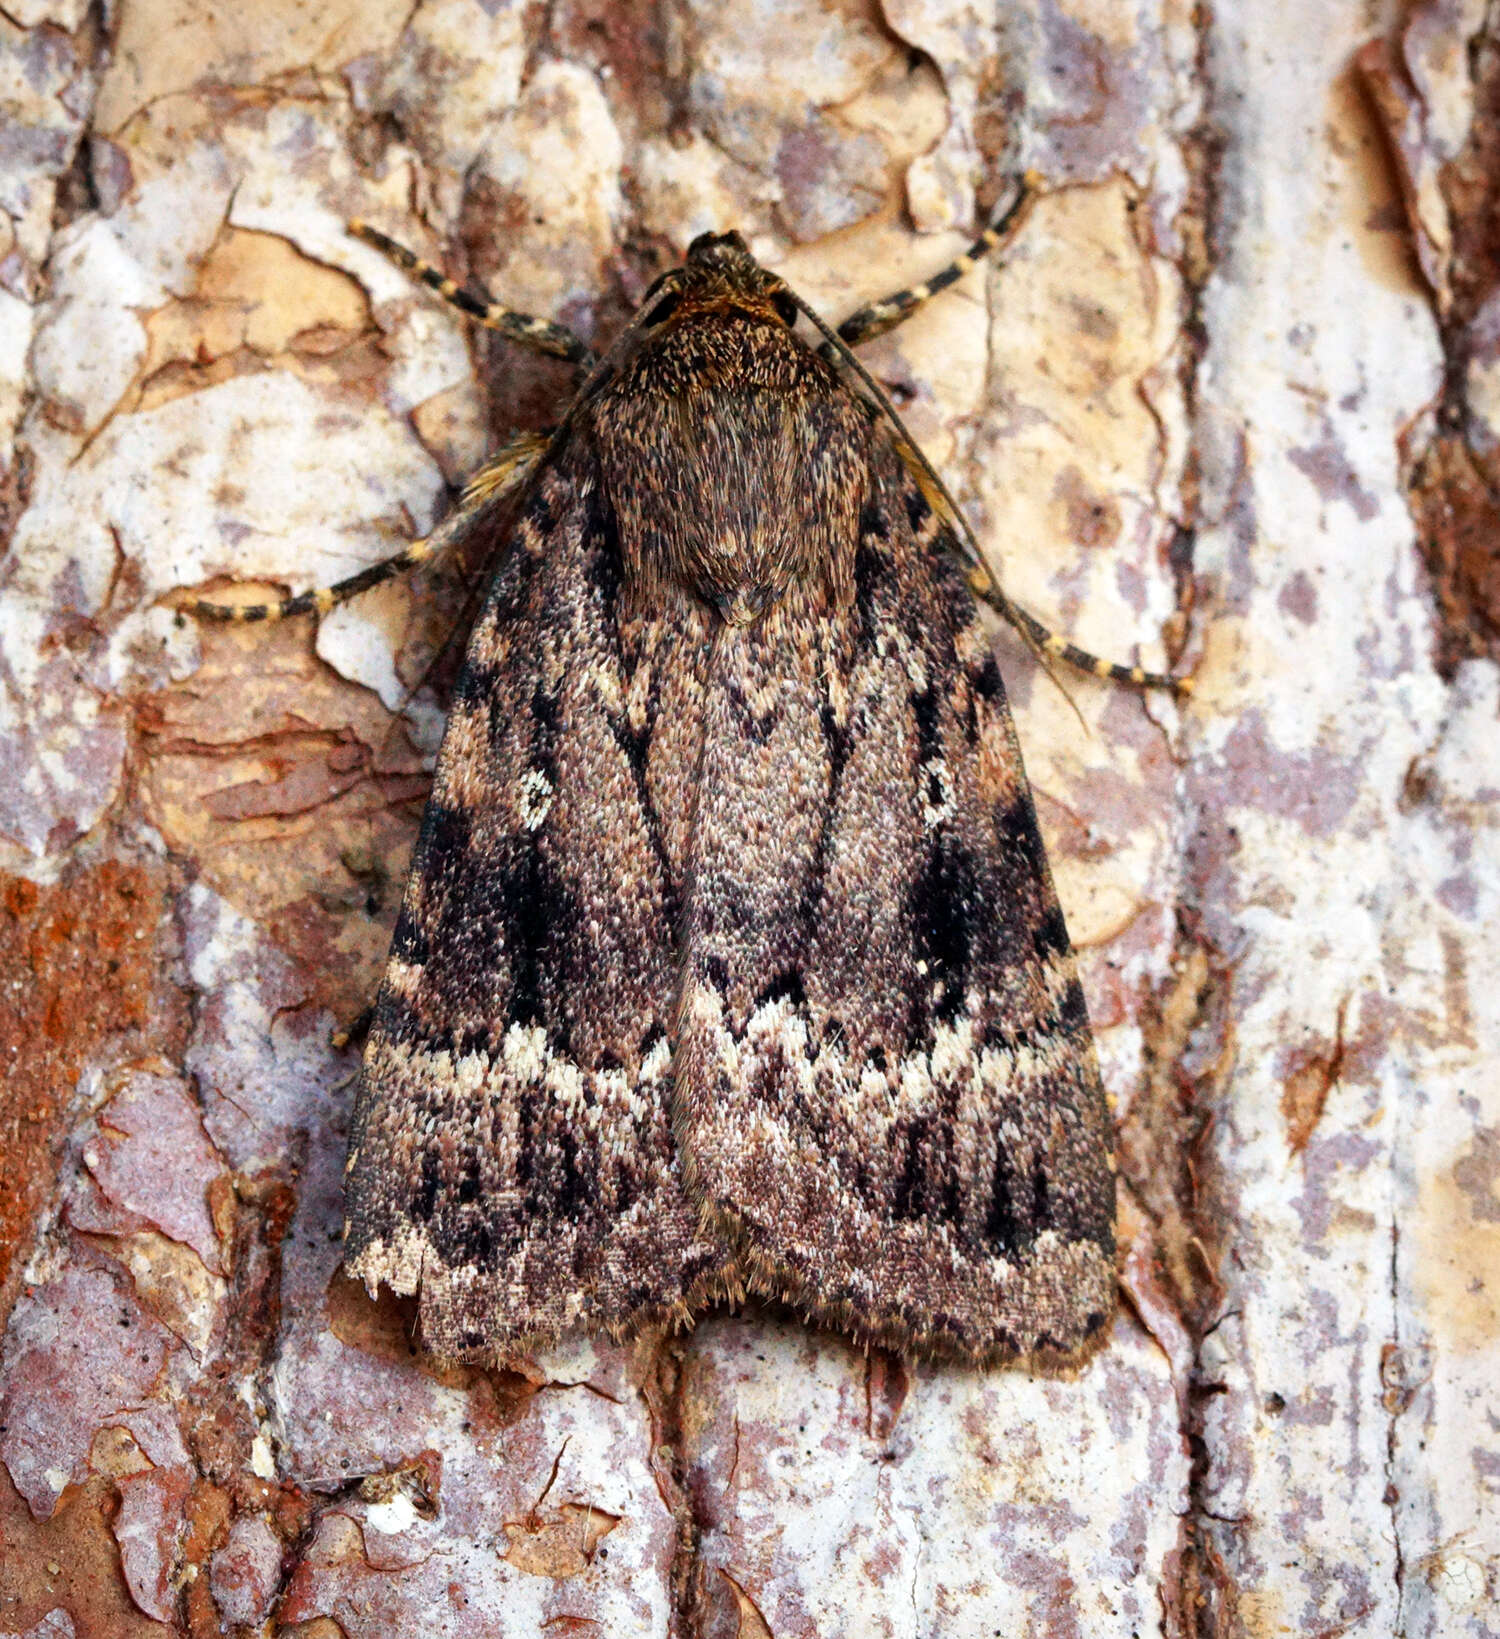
920 757 955 830
518 767 555 829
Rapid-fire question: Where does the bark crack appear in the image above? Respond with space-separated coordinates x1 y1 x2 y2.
1384 1214 1409 1634
641 1332 712 1639
1154 3 1242 1629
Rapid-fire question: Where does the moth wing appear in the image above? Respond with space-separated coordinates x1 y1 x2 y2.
344 458 727 1356
674 446 1116 1362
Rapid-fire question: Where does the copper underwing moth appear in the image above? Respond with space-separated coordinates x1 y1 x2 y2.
188 178 1188 1364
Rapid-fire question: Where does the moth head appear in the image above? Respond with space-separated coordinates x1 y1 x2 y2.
677 231 801 329
684 229 755 271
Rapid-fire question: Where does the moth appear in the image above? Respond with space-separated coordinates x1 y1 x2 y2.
190 179 1186 1363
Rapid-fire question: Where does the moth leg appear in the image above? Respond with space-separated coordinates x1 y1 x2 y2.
183 429 550 624
833 174 1040 349
964 565 1194 696
331 1005 374 1052
349 218 597 371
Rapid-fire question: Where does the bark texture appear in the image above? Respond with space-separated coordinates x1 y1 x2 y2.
0 0 1495 1634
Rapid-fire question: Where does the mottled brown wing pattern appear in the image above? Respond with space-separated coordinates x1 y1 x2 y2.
343 457 730 1356
673 444 1116 1362
341 226 1127 1366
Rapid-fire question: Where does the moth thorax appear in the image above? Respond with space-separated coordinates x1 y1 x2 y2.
664 417 845 625
601 314 867 623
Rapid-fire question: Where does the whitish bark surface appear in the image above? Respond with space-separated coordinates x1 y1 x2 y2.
0 1 1495 1634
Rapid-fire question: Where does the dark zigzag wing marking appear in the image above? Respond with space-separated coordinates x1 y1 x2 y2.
344 460 728 1357
674 443 1115 1363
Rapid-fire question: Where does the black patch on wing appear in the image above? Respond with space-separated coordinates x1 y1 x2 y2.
909 838 976 1028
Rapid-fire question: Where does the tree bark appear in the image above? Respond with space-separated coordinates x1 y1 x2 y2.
0 0 1496 1634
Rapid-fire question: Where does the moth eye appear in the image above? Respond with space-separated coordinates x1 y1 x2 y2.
772 290 799 328
644 289 683 327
